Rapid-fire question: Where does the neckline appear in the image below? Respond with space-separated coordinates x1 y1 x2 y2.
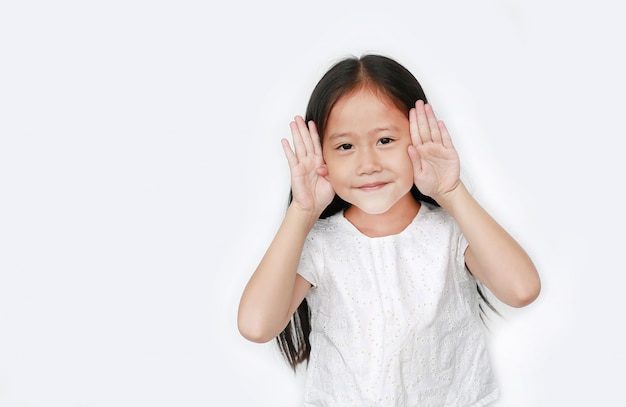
336 202 428 239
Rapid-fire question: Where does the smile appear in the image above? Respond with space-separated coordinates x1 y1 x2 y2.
357 182 388 191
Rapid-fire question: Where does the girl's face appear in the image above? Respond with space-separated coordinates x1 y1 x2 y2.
322 89 415 215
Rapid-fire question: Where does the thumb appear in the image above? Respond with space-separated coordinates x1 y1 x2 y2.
408 145 422 174
316 164 330 179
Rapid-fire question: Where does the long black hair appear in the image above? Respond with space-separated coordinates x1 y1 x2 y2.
276 54 496 371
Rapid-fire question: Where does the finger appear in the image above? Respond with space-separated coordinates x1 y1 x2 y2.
295 115 315 156
438 120 454 149
289 119 306 158
316 163 329 178
308 120 323 156
407 144 422 173
425 104 442 144
414 100 432 143
409 108 423 147
281 138 298 169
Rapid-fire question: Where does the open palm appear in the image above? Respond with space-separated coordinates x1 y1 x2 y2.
408 100 461 200
281 116 335 215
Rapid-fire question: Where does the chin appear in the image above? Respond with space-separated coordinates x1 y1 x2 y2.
348 200 396 215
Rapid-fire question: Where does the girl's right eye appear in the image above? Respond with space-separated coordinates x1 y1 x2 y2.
337 143 353 151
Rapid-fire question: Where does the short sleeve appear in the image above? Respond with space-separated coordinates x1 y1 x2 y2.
297 232 322 288
452 218 470 278
457 228 469 263
452 220 469 263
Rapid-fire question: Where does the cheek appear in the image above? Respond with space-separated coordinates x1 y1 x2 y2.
398 145 414 167
325 162 346 183
396 155 416 184
324 163 352 192
401 153 414 170
322 153 344 176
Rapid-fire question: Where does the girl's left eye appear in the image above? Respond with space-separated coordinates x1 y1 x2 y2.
377 137 393 145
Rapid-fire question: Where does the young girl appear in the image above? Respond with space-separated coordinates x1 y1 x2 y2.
238 54 540 406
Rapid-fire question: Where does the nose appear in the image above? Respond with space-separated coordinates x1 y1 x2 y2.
356 146 382 175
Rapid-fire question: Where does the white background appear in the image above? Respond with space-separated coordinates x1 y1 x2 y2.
1 0 624 406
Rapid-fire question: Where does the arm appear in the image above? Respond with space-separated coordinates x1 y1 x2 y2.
238 206 315 343
237 117 335 343
408 101 540 308
438 182 540 307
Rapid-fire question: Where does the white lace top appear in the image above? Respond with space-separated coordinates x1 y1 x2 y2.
297 202 499 407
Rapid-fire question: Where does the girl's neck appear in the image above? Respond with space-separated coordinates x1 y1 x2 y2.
344 194 420 237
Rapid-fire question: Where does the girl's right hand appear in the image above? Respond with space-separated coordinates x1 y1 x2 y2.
281 116 335 216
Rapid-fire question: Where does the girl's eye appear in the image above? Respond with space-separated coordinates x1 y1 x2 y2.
377 137 393 145
337 143 353 150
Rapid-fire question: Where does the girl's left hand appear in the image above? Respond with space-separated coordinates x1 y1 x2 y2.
408 100 461 200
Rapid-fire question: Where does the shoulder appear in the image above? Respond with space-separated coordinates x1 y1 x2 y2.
308 212 345 237
417 202 457 229
409 202 465 250
301 212 346 251
298 213 348 285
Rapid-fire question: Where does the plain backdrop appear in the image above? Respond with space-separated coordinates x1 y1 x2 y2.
1 1 624 406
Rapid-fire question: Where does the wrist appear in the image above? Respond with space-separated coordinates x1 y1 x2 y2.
433 181 468 212
286 203 321 230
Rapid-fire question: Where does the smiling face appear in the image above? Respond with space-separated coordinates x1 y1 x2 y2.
322 88 417 218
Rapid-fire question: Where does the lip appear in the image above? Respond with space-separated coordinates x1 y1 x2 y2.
357 182 388 191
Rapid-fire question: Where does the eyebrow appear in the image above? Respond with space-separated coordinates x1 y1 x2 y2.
326 126 398 142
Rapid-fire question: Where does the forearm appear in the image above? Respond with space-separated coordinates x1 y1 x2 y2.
436 182 540 307
237 205 318 341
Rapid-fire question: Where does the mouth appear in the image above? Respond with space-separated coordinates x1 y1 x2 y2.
357 182 388 191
